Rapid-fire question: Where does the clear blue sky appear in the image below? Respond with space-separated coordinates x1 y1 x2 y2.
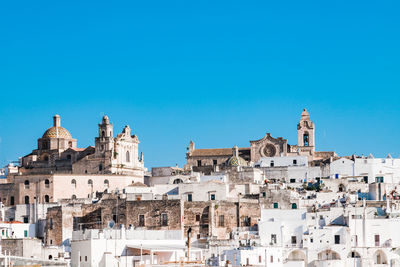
1 1 400 168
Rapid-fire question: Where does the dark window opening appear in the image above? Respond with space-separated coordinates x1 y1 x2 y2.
197 160 201 167
219 215 225 227
139 215 145 227
44 195 50 203
304 133 309 146
213 160 217 166
188 194 192 202
161 213 168 226
334 235 340 244
45 179 50 188
24 196 29 204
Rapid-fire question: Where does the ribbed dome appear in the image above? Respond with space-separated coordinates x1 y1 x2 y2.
42 126 72 139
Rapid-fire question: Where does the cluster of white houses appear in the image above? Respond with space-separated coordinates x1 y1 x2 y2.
1 111 400 267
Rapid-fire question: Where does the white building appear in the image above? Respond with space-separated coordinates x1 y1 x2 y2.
70 228 202 267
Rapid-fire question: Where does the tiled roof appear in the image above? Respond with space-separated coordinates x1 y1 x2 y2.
190 148 250 157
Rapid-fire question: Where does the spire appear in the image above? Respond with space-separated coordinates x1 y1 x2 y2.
300 108 310 120
102 115 110 124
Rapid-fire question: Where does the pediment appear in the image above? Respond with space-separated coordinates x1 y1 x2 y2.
250 133 287 145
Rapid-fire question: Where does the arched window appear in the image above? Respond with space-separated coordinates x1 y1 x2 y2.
24 180 30 189
71 179 76 188
48 255 53 260
126 151 130 162
88 179 93 187
72 195 77 200
42 141 48 150
45 179 50 188
303 133 309 146
291 203 298 209
173 179 183 184
339 184 346 192
104 179 109 187
24 196 30 204
68 141 72 148
44 195 50 203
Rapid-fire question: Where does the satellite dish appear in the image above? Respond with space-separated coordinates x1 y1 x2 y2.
108 220 115 228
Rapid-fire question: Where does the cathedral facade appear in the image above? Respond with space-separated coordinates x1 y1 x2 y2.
186 109 336 173
1 115 145 205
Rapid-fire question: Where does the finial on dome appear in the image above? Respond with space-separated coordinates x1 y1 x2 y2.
233 145 239 157
53 114 61 127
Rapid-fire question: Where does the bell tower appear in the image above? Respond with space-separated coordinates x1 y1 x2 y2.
297 109 315 152
95 115 114 156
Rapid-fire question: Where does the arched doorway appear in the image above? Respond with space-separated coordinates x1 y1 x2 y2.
318 250 340 260
374 250 387 264
287 250 306 261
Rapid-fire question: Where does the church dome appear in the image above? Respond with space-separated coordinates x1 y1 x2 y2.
42 126 72 139
227 156 246 167
42 114 72 139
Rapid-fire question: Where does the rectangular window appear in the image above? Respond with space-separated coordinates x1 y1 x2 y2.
273 203 278 209
188 194 192 202
270 161 274 167
262 192 266 198
375 235 380 246
210 194 215 201
219 215 225 227
24 230 28 237
139 215 145 227
161 213 168 226
213 160 217 166
23 216 29 223
196 214 200 222
291 236 297 244
197 160 201 167
310 238 313 243
293 159 297 165
290 178 296 183
243 216 251 227
375 177 384 183
271 234 277 244
334 235 340 244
